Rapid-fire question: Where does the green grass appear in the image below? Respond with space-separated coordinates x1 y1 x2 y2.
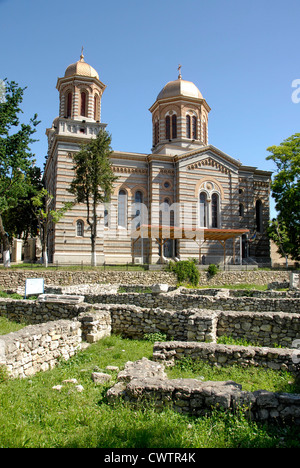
0 335 299 448
214 283 268 290
167 357 300 394
217 335 284 349
0 288 37 301
204 283 269 290
0 290 24 300
0 316 27 335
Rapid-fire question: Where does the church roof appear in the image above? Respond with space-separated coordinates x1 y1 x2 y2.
64 49 99 79
156 67 203 101
157 78 203 100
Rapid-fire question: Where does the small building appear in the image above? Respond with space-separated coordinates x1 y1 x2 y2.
43 53 272 266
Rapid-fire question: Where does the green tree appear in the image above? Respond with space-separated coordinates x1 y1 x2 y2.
266 133 300 261
2 166 43 241
267 219 290 267
0 79 40 266
69 129 117 266
32 188 73 268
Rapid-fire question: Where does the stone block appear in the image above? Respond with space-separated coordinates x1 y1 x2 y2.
91 372 112 384
38 294 84 304
152 284 169 294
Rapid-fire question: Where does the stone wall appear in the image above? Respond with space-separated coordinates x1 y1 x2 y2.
152 341 300 375
85 291 300 314
0 270 177 288
1 297 299 349
110 304 217 342
110 305 300 349
0 268 290 289
0 297 91 324
217 311 300 348
0 281 299 380
0 320 82 378
107 357 300 425
196 270 290 287
0 304 112 378
180 288 300 298
78 309 111 343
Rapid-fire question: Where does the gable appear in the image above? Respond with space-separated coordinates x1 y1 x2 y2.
175 145 241 174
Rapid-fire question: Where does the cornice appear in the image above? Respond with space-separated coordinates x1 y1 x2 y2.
56 74 106 92
149 95 211 114
111 151 149 162
239 165 272 177
147 153 175 164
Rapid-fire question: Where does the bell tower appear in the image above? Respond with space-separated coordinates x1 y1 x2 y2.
44 52 107 264
149 66 211 156
56 48 106 123
46 50 107 162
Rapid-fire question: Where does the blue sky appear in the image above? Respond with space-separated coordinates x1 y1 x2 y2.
1 0 300 218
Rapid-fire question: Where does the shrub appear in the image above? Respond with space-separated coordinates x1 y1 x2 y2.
168 260 200 287
207 263 219 277
143 332 168 342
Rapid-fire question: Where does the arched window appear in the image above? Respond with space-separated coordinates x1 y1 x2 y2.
165 114 177 140
172 115 177 139
203 121 207 145
186 115 191 139
165 116 171 140
154 121 159 146
118 189 127 228
134 190 143 228
165 198 175 227
159 198 175 258
192 116 197 139
239 203 244 217
199 192 208 227
159 198 173 226
211 193 219 228
76 220 84 237
135 190 143 204
104 207 109 228
66 92 72 118
94 94 99 121
164 197 174 226
256 200 263 232
80 91 87 117
163 197 170 210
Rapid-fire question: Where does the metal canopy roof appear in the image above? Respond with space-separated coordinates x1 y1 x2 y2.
132 225 249 241
131 225 250 265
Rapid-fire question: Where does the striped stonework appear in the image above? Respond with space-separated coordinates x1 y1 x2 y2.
44 59 272 265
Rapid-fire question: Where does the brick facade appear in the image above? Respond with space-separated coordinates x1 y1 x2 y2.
44 56 272 265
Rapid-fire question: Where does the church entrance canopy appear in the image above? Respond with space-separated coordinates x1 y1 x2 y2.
131 225 249 265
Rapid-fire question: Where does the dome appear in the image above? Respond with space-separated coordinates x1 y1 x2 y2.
64 51 99 80
157 77 203 101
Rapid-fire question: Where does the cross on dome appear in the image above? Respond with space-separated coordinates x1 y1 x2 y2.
178 64 182 79
80 46 84 62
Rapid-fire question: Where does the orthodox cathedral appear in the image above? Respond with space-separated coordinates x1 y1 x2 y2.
43 52 272 266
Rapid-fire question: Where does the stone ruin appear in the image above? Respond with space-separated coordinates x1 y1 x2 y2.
0 278 300 424
107 357 300 425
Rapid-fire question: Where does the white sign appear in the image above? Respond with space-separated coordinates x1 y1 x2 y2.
25 278 44 298
290 272 300 290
